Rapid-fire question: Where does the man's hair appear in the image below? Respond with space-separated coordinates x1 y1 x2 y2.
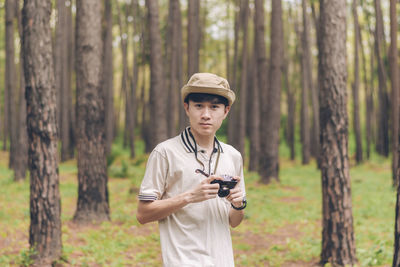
184 93 229 107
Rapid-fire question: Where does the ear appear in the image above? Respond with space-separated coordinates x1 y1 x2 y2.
184 102 189 116
223 105 231 119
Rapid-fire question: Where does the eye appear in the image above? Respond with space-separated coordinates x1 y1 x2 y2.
211 104 219 109
195 103 203 108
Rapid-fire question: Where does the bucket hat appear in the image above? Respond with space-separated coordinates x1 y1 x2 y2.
181 73 236 106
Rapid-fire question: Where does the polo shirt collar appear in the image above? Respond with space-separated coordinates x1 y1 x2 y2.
180 127 223 154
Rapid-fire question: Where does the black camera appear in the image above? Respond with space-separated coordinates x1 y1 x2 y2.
211 175 237 198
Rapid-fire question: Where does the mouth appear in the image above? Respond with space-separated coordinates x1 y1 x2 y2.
200 123 212 127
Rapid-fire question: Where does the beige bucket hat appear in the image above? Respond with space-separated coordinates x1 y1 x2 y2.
181 73 236 106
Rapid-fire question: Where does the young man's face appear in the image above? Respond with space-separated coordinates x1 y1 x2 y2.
184 100 230 138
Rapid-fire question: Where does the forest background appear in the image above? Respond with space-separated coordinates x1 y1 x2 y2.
0 0 399 266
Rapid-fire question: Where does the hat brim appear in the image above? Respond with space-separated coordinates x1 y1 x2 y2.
181 85 235 106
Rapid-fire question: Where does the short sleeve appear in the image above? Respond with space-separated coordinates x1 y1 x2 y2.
138 149 169 201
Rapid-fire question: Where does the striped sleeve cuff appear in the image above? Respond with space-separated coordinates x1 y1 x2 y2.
138 194 158 201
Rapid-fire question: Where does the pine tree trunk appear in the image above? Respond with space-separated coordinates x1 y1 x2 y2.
74 0 110 223
56 0 73 162
14 1 28 181
254 0 269 173
166 0 182 138
259 0 283 183
300 0 310 165
389 0 399 186
248 48 260 171
227 1 239 147
187 0 200 77
22 0 62 263
374 0 389 157
6 0 17 169
237 0 249 158
102 0 114 156
146 0 168 150
359 14 372 160
352 0 363 164
318 0 357 265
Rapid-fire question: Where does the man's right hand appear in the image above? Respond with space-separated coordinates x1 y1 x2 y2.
186 175 222 203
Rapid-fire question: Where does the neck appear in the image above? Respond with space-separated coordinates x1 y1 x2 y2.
190 129 215 152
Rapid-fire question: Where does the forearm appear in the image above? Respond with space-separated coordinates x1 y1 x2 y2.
136 192 190 224
229 208 244 228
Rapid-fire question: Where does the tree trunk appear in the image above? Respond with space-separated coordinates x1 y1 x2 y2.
6 0 18 169
374 0 389 157
359 13 373 160
166 0 182 137
102 0 114 156
259 0 283 183
56 0 73 162
187 0 200 77
248 48 260 171
146 0 168 150
284 55 295 161
237 0 249 158
318 0 357 265
300 0 310 165
22 0 62 264
74 0 110 223
352 0 363 164
254 0 269 173
14 0 28 181
227 0 239 146
389 0 399 186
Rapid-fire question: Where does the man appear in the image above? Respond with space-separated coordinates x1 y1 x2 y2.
136 73 246 267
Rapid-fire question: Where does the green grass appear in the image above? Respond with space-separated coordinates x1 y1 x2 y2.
0 140 396 266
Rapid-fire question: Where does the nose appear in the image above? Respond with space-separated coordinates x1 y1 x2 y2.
201 107 211 119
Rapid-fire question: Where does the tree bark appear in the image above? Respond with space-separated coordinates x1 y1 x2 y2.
374 0 389 157
56 0 73 162
6 0 18 169
389 0 399 186
22 0 62 263
74 0 110 223
352 0 363 164
102 0 114 156
318 0 357 265
248 47 260 171
237 0 249 158
187 0 200 77
259 0 283 183
227 0 239 146
146 0 168 150
254 0 269 173
300 0 310 165
14 0 28 181
166 0 182 138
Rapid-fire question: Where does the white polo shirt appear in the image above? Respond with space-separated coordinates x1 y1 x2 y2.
138 127 246 267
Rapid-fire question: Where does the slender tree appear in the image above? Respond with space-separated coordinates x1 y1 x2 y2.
146 0 168 150
166 0 182 137
374 0 389 157
74 0 110 223
300 0 311 165
254 0 268 172
389 0 399 185
352 0 363 163
5 0 18 168
55 0 73 162
14 0 28 181
237 0 249 158
318 0 357 265
22 0 62 263
259 0 283 183
102 0 114 156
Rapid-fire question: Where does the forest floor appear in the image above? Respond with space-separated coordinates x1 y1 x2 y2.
0 145 395 266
